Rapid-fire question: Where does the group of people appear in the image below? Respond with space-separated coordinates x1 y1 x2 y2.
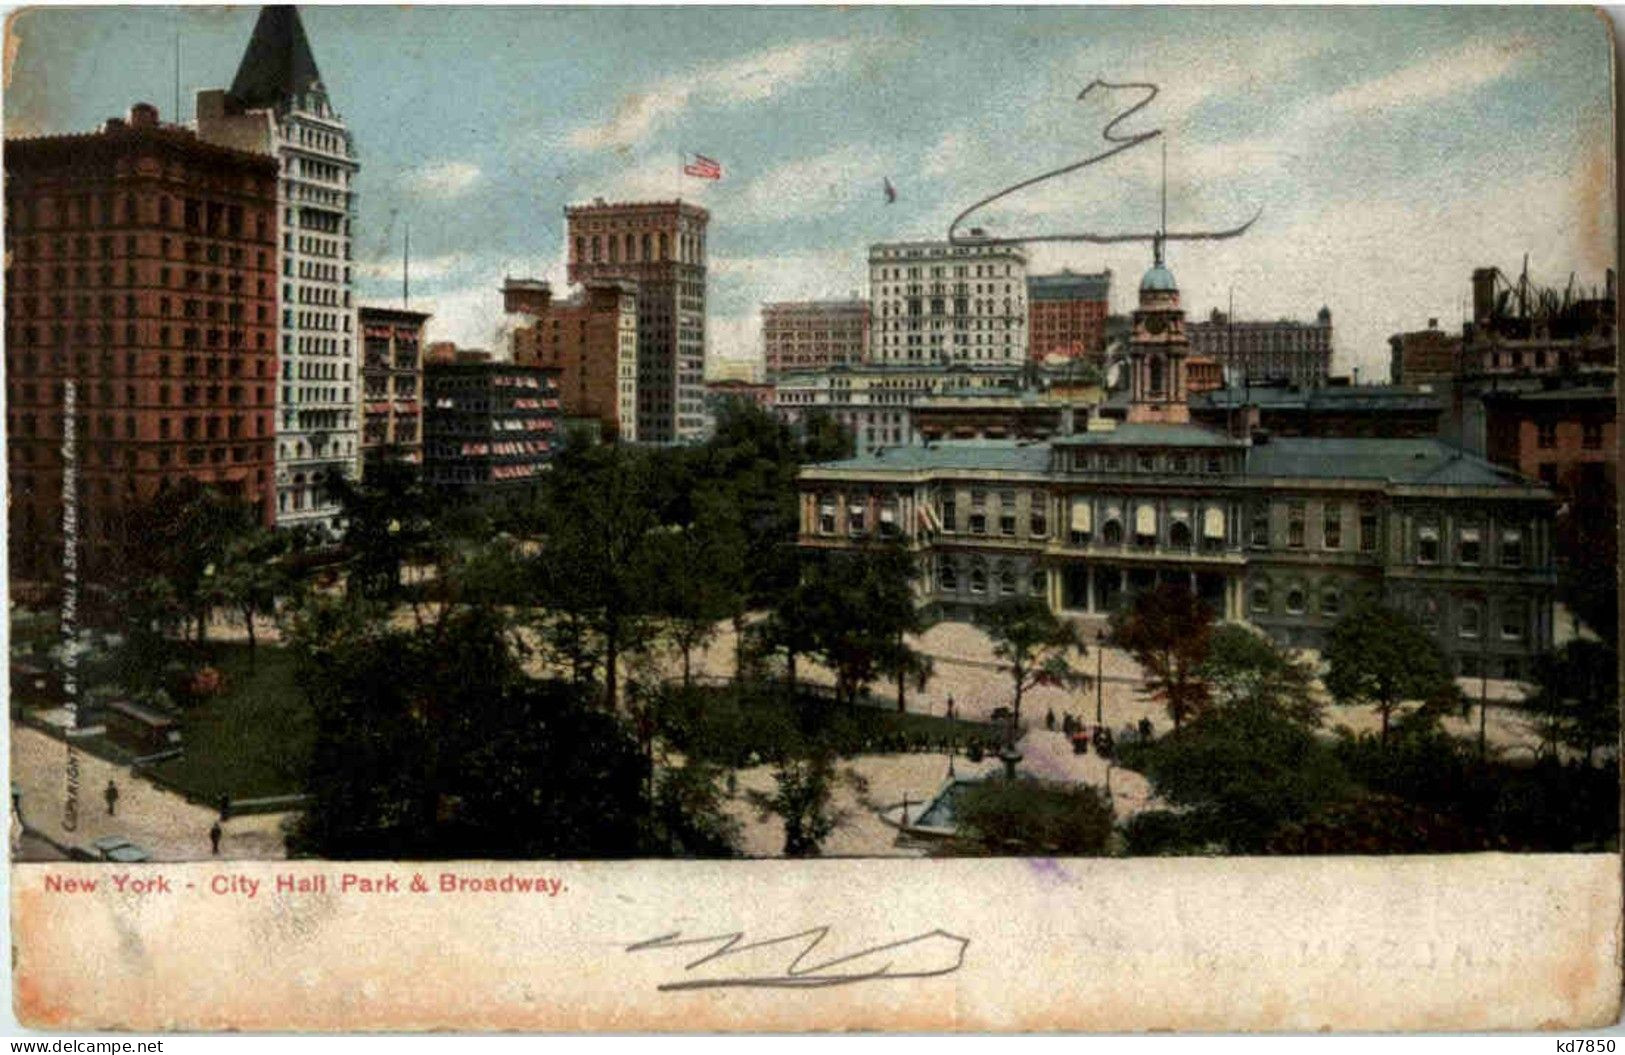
1044 711 1157 758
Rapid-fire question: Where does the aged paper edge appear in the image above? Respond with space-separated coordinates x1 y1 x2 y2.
11 854 1621 1033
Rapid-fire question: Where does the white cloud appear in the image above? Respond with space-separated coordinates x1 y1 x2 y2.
565 37 865 152
710 248 865 305
355 251 472 283
404 160 483 199
729 146 891 224
1308 35 1535 124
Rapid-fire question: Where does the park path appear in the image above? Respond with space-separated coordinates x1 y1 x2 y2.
10 725 289 862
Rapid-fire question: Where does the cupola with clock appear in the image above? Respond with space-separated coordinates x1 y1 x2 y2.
1127 233 1191 424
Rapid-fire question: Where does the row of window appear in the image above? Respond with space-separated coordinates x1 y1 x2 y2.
937 556 1045 598
1535 420 1606 449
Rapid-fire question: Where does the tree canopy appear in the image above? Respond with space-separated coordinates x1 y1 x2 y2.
1323 599 1462 744
974 595 1087 745
1109 583 1214 730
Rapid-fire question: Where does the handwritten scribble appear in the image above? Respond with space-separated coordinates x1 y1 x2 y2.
626 925 970 990
948 79 1261 247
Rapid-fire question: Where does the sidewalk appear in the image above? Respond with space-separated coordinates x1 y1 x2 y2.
11 724 290 862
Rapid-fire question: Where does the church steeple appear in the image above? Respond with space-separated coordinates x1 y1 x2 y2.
229 6 327 114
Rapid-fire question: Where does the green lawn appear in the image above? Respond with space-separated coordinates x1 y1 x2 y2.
656 682 1002 768
145 643 313 802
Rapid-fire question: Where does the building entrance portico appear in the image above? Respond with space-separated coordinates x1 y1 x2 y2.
1060 562 1236 618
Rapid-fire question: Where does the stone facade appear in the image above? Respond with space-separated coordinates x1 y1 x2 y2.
196 5 361 538
799 434 1557 678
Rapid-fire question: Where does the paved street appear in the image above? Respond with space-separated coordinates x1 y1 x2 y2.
10 725 290 862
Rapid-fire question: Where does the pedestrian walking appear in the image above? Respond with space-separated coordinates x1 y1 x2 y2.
209 822 222 856
104 780 119 817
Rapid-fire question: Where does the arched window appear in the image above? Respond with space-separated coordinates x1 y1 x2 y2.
1102 519 1123 546
1169 520 1192 549
1148 356 1164 395
998 562 1017 595
938 557 958 592
1250 584 1271 613
1321 588 1341 618
1285 587 1306 614
969 560 988 595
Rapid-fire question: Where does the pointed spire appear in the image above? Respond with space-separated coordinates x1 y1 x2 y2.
229 6 325 112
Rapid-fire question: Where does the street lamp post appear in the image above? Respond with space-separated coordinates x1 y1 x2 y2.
1095 628 1105 727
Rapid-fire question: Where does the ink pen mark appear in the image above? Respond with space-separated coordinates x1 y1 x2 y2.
948 79 1262 247
626 925 970 991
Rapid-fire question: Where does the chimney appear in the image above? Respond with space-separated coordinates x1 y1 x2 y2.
128 102 159 129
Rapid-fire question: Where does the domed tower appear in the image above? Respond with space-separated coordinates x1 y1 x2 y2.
1127 235 1191 424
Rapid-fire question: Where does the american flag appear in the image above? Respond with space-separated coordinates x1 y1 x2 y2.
682 153 722 180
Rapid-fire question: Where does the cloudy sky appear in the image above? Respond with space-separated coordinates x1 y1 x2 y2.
7 5 1614 381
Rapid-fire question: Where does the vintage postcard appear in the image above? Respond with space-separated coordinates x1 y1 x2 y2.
3 3 1620 1033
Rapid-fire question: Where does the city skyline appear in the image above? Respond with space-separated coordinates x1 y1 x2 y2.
6 6 1612 383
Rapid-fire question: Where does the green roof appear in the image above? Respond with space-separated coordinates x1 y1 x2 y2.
807 440 1052 474
1053 422 1243 448
1247 438 1533 487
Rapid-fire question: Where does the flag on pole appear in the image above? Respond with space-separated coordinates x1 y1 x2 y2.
883 176 897 204
682 152 723 180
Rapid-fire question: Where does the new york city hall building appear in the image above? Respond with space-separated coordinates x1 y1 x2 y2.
799 247 1559 680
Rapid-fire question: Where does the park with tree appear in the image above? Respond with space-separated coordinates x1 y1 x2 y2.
10 401 1617 859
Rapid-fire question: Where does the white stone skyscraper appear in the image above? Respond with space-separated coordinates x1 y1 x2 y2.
197 5 359 537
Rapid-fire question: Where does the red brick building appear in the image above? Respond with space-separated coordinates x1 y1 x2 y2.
1483 384 1616 493
761 299 869 376
510 278 640 442
1027 270 1110 364
360 305 431 468
1388 321 1461 386
5 103 280 584
565 198 709 443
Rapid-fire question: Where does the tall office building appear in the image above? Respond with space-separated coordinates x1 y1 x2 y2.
565 198 709 444
197 5 360 537
868 235 1027 365
4 103 281 583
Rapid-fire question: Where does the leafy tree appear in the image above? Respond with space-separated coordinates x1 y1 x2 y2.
1131 700 1352 853
1555 462 1618 642
529 444 663 710
645 485 747 688
1521 639 1619 765
798 409 856 464
1199 623 1321 727
746 752 862 857
797 546 927 708
286 597 657 859
974 596 1088 746
649 761 742 858
215 525 300 664
331 458 440 604
1323 599 1462 745
944 779 1114 856
122 479 258 646
1109 583 1214 730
